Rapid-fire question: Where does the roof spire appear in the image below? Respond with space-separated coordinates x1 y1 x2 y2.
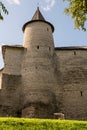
37 6 39 11
32 6 45 21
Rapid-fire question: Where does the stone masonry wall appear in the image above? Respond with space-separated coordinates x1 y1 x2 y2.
0 46 25 117
1 43 87 119
0 46 87 119
3 46 25 75
0 74 22 117
55 49 87 120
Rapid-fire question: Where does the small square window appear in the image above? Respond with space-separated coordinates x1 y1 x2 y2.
37 46 39 49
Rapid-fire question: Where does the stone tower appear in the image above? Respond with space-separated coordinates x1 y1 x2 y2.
21 7 61 118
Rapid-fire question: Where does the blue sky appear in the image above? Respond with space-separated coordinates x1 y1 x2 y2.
0 0 87 69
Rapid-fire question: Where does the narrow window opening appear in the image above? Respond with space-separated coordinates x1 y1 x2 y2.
49 47 51 51
80 91 83 96
74 51 76 55
47 28 49 31
37 46 39 49
35 66 38 69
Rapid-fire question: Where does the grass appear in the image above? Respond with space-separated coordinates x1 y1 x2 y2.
0 118 87 130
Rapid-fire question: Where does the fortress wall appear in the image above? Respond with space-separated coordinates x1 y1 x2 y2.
0 46 26 116
0 46 24 116
0 74 22 117
55 49 87 119
3 46 25 75
55 49 87 88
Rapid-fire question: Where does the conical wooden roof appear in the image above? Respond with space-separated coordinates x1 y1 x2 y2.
32 7 45 21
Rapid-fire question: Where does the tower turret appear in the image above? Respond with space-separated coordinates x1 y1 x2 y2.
23 7 54 50
21 7 59 118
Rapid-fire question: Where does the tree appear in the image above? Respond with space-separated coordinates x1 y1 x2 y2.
0 1 8 20
63 0 87 31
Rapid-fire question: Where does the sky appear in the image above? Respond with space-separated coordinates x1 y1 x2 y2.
0 0 87 69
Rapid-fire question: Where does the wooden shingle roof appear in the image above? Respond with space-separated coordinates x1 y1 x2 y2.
32 7 45 21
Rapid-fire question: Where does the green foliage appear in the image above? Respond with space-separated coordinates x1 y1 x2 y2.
63 0 87 31
0 118 87 130
0 1 8 20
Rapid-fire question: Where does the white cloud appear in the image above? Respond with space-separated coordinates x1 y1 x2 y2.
6 0 56 9
6 0 21 5
42 0 56 11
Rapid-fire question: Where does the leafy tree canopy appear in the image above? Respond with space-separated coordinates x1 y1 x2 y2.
0 1 8 20
63 0 87 31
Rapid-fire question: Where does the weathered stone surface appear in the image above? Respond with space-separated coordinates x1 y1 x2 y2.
0 9 87 120
55 49 87 120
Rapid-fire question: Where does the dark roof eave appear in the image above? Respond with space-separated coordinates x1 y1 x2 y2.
22 20 54 33
55 46 87 50
2 45 24 49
